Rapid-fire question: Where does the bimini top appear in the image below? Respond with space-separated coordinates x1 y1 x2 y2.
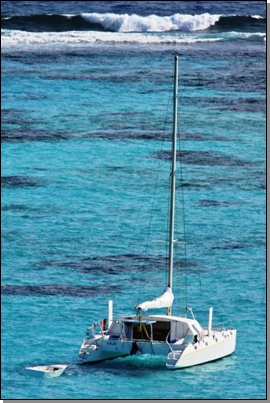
117 319 156 325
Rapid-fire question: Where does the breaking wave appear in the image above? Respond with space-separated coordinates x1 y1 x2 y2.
1 12 266 33
1 12 266 52
80 12 221 32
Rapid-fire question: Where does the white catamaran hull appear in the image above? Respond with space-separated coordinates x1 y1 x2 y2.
78 321 236 369
166 330 237 369
79 335 170 363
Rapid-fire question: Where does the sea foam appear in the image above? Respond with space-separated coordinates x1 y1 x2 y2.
81 12 221 32
1 28 266 53
0 29 222 51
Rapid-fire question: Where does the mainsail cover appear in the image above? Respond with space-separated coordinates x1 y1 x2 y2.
135 287 174 311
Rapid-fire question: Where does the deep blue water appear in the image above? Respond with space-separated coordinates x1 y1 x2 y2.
1 1 266 399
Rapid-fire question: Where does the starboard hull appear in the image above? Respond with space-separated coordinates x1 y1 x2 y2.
166 329 237 369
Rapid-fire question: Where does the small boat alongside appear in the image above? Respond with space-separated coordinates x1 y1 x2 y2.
25 364 67 378
78 54 237 370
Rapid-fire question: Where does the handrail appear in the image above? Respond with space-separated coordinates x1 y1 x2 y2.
97 321 105 339
165 330 174 357
211 320 234 329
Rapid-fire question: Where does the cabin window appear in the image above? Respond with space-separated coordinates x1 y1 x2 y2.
152 321 171 341
123 321 171 341
132 323 152 340
124 322 133 339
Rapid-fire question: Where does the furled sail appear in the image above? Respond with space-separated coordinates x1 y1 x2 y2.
135 287 174 311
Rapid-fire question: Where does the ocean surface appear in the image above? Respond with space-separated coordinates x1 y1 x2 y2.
1 1 266 399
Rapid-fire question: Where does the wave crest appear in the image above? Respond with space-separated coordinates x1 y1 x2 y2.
81 12 221 32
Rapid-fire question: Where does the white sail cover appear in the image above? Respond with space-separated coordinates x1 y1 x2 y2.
135 287 174 311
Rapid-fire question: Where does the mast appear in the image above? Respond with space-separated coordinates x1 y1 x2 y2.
167 53 178 316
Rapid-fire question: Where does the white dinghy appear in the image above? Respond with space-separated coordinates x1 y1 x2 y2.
78 54 237 369
25 364 67 378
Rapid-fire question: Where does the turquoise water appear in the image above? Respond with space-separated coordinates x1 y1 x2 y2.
1 1 266 399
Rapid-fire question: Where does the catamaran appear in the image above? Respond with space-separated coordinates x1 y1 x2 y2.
78 54 237 369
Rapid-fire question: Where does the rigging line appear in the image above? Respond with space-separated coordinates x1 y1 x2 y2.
177 120 205 309
126 155 159 301
178 161 206 307
162 66 180 287
125 145 160 249
165 173 171 285
177 112 188 309
175 187 183 317
177 132 186 315
175 69 186 313
125 120 170 301
179 154 188 309
136 71 175 304
176 199 184 317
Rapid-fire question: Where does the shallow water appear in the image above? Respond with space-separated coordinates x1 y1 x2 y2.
1 1 266 399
